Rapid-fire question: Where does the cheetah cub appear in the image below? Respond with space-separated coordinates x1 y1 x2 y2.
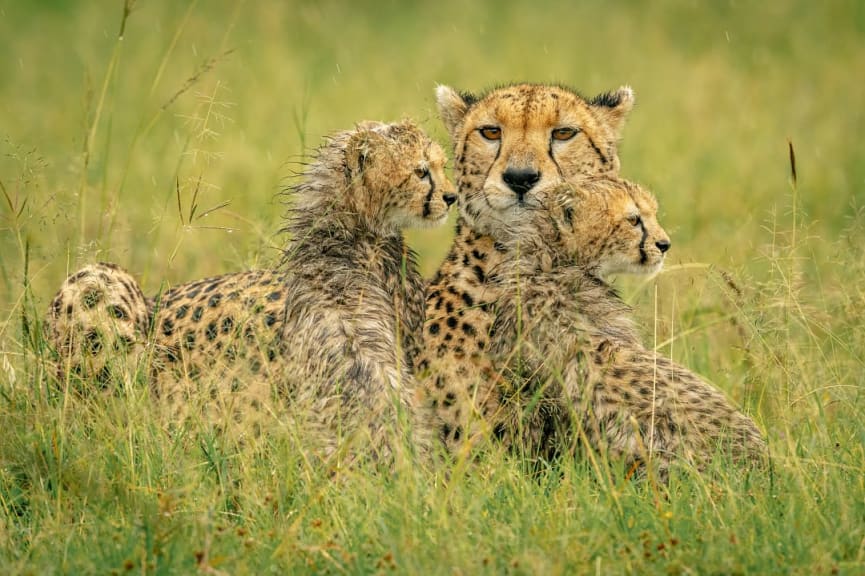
488 177 766 476
151 120 456 458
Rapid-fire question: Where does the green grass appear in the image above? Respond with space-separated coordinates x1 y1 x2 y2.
1 0 864 573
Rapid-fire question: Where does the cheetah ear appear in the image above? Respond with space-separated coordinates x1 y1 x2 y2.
435 85 473 139
589 85 635 136
345 129 380 176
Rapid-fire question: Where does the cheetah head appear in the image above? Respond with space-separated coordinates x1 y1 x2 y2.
343 120 456 234
550 177 671 276
435 83 634 235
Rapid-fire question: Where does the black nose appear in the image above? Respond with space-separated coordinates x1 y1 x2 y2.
656 239 671 253
502 168 541 197
443 193 457 207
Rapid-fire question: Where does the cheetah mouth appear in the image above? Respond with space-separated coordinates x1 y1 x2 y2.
482 187 542 213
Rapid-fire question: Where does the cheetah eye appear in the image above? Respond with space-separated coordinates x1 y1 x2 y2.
479 126 502 141
552 127 580 141
627 214 642 226
415 167 430 180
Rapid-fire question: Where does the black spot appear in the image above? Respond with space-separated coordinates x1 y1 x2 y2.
434 375 445 389
461 323 476 337
208 294 222 308
264 312 277 327
187 289 200 299
494 242 507 253
446 317 458 329
116 335 135 351
445 301 454 314
183 331 196 350
493 423 507 440
82 290 102 309
65 304 74 316
205 322 218 341
471 249 486 261
462 254 470 266
267 347 278 362
164 346 179 363
444 333 453 342
175 304 189 320
84 330 102 354
428 322 440 335
192 307 204 322
162 318 175 337
108 305 127 320
221 316 235 333
267 291 282 301
70 271 88 283
461 292 475 307
443 392 456 407
442 423 452 440
473 265 486 283
452 426 462 442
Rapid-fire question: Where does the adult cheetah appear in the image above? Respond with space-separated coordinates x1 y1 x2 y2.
411 83 636 453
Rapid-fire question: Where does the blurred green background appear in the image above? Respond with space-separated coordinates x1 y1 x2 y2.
2 1 863 289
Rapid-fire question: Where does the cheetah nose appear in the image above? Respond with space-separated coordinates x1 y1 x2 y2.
656 239 671 253
443 193 457 207
502 168 541 198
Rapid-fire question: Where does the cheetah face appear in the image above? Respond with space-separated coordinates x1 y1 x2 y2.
435 83 634 234
552 178 671 277
345 121 456 233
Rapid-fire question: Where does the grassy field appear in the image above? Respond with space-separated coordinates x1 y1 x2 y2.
1 0 864 573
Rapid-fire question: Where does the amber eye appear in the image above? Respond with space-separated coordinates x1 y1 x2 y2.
415 167 430 179
627 214 642 226
552 127 580 141
479 126 502 141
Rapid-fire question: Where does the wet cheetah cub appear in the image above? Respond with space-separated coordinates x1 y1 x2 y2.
489 178 766 476
151 120 456 457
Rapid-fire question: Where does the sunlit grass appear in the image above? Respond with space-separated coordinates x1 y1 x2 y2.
1 0 864 573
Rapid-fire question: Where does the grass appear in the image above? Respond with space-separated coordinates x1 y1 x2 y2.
1 0 864 573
